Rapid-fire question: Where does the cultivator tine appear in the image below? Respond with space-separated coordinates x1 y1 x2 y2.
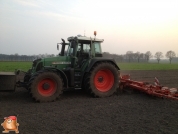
154 77 160 86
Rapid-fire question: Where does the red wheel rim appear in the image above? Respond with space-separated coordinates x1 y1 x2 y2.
37 78 56 96
94 69 114 92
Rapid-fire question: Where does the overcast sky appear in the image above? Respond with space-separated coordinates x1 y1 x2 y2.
0 0 178 56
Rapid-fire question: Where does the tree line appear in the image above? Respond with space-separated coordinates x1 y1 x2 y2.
0 50 177 64
0 53 55 61
103 50 177 64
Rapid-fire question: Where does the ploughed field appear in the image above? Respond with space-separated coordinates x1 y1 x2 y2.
0 70 178 134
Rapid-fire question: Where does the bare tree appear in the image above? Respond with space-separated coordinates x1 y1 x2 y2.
140 53 145 62
154 52 163 63
111 54 118 61
103 52 111 58
132 52 138 62
133 52 142 63
165 50 176 64
119 55 124 62
145 51 152 62
126 51 133 62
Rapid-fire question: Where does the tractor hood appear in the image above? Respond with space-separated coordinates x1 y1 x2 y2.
43 56 60 65
42 56 71 70
32 56 70 72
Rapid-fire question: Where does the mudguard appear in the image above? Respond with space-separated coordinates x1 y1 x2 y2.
86 58 120 72
42 67 69 88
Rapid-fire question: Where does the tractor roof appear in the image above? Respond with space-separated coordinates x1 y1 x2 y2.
67 35 104 42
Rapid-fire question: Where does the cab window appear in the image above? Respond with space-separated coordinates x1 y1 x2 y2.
66 43 73 56
94 42 102 53
83 44 90 53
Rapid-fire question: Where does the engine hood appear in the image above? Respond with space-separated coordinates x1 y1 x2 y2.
43 56 71 69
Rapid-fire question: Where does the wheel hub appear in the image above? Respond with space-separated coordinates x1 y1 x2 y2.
42 83 50 90
38 78 57 97
94 69 114 92
98 76 104 83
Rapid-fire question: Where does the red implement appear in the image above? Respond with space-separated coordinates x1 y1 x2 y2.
119 75 178 100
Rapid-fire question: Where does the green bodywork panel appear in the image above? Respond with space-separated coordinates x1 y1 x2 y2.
44 56 71 70
31 56 72 74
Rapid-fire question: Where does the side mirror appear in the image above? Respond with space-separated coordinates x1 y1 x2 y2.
61 38 65 43
57 43 60 50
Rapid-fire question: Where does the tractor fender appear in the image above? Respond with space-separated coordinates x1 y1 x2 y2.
86 58 120 72
43 67 68 88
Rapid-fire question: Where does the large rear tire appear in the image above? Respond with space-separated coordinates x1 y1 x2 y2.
29 71 63 102
86 62 119 97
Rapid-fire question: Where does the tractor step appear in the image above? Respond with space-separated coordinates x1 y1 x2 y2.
74 71 81 87
0 72 16 91
74 81 80 87
75 72 81 80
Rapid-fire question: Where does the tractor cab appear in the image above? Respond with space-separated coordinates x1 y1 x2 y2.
57 33 104 69
67 35 103 56
66 35 104 68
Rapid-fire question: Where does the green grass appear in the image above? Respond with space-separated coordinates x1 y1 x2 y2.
0 61 178 72
118 63 178 70
0 61 32 72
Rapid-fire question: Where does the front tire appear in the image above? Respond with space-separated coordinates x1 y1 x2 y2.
29 71 63 102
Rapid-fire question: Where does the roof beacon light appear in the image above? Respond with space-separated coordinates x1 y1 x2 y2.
94 31 97 36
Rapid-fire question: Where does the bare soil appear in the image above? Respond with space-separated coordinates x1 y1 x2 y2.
0 70 178 134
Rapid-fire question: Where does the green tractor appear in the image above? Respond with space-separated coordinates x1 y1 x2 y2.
3 32 120 102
